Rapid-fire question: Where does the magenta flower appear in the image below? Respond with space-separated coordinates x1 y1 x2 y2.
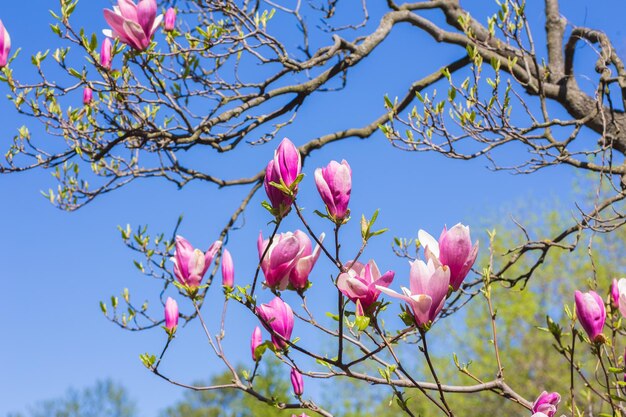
83 87 93 105
221 249 234 289
0 19 11 68
575 290 606 342
164 297 178 332
314 160 352 222
264 138 301 217
616 279 626 317
256 297 294 350
258 230 323 291
250 326 263 361
164 8 176 31
337 260 395 309
171 236 221 289
290 368 304 396
531 391 560 417
103 0 163 51
418 223 478 290
100 38 112 69
378 259 450 329
611 278 620 308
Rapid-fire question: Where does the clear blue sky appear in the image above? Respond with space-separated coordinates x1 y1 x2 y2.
1 1 624 416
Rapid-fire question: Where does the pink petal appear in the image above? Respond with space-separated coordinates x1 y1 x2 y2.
103 9 135 46
117 0 138 21
418 229 440 258
136 0 157 37
122 19 149 50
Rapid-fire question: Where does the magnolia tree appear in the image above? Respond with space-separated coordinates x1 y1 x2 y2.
3 0 626 416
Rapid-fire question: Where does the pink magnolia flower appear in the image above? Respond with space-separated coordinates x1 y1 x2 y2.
164 297 178 331
531 391 560 417
171 236 221 289
291 415 310 417
314 160 351 221
290 368 304 396
258 230 323 291
575 290 606 342
83 87 93 105
0 19 11 68
164 8 176 31
100 38 112 69
103 0 163 51
250 326 263 361
616 278 626 316
337 260 394 309
264 138 301 217
611 278 620 307
377 258 450 329
221 249 234 289
256 297 294 350
418 223 478 290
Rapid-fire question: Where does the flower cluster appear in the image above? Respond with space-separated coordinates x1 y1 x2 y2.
151 137 604 417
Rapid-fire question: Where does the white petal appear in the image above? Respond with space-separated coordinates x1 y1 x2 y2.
418 229 440 258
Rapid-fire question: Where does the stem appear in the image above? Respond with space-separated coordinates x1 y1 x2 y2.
598 347 617 415
294 203 342 269
421 330 455 417
251 219 282 297
570 330 576 417
485 232 504 379
372 320 448 415
153 337 172 370
335 223 345 364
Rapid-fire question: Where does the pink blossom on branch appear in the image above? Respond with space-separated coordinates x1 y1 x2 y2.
257 230 323 291
221 248 234 289
611 278 620 307
256 296 294 350
0 19 11 68
171 236 221 290
83 87 93 105
264 138 301 218
337 259 394 310
164 297 178 334
616 278 626 317
378 258 450 330
531 391 560 417
290 368 304 396
418 223 478 290
164 8 176 31
574 290 606 343
250 326 263 362
100 38 112 69
314 159 352 222
103 0 163 51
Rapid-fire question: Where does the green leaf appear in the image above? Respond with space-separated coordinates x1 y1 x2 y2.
355 315 370 331
325 312 340 321
139 353 156 369
50 24 62 36
68 68 82 78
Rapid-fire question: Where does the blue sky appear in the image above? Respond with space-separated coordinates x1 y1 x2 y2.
2 1 625 416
